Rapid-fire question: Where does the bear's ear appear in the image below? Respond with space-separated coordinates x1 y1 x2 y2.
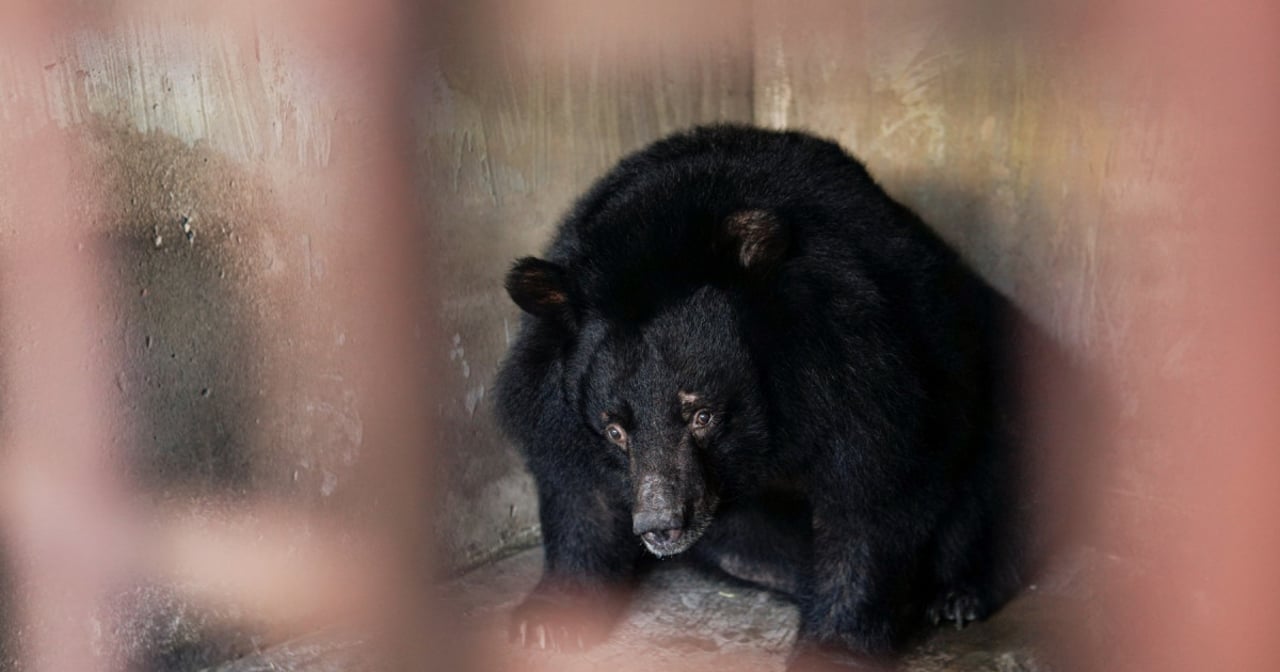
505 257 578 326
720 209 789 274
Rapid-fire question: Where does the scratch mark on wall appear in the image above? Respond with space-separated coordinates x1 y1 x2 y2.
12 18 334 167
868 25 954 166
465 385 486 418
477 121 501 208
758 35 791 130
303 233 314 291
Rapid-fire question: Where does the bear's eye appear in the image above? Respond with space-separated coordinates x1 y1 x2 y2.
605 423 627 449
691 409 714 429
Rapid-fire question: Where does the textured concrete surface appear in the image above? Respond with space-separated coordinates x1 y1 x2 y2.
214 546 1070 672
455 549 1079 672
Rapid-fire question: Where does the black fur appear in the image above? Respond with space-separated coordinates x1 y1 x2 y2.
495 125 1027 668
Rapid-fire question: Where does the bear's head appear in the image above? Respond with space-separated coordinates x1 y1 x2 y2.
504 210 782 557
576 286 771 556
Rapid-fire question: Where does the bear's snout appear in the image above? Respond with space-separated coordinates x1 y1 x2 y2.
633 475 701 556
634 511 690 556
633 476 685 532
633 508 684 537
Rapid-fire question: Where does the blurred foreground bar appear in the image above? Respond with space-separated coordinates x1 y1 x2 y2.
0 0 438 670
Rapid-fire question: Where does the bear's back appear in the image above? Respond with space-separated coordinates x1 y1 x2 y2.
537 125 968 326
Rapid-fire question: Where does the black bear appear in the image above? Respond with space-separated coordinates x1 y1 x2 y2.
495 125 1027 669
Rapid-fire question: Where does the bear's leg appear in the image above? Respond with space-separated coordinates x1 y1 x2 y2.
511 475 641 652
925 490 1024 631
787 519 927 671
690 495 812 597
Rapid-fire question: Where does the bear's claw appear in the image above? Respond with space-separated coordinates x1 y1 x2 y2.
926 589 986 630
509 593 604 652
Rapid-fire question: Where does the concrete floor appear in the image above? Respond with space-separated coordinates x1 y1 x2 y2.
215 546 1066 672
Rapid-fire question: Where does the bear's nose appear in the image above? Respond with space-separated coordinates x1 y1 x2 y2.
641 528 684 547
633 509 685 540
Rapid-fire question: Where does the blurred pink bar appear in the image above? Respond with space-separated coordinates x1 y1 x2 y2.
0 0 436 669
0 7 126 672
1065 1 1280 671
